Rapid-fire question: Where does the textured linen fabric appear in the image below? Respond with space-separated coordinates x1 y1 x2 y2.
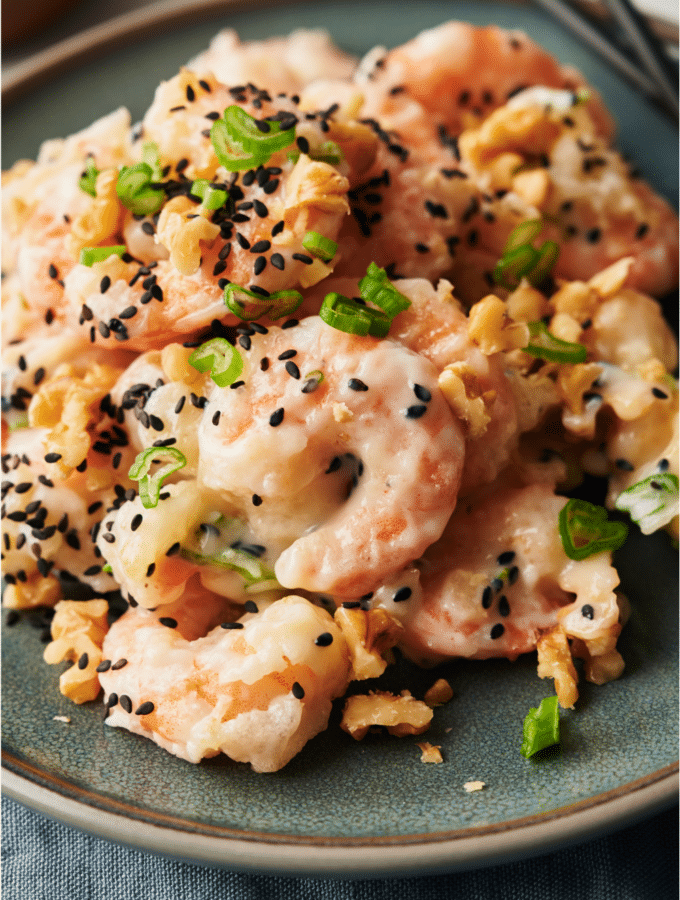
1 796 677 899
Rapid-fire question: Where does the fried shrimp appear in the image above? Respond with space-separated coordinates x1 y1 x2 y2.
99 594 351 772
380 478 623 676
196 315 465 597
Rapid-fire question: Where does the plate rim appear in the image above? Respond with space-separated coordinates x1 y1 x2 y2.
3 761 678 875
2 0 678 877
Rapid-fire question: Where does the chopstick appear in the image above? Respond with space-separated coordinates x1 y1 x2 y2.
533 0 677 116
601 0 679 116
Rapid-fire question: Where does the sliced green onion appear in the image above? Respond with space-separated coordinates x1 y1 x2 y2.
358 261 412 317
304 369 325 385
494 245 538 289
320 292 391 338
188 337 243 387
211 105 295 171
141 142 163 180
525 321 587 364
529 240 560 286
8 415 29 432
128 447 187 509
521 695 560 758
79 158 99 196
287 139 344 167
504 220 543 255
224 283 303 321
116 163 165 216
302 231 337 262
558 498 628 560
266 289 304 320
79 245 127 267
190 179 228 211
101 563 113 574
615 473 679 535
181 516 280 588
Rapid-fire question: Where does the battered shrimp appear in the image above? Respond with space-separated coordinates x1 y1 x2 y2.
2 108 133 345
357 22 615 140
377 478 622 672
188 28 357 95
196 315 465 597
99 594 351 772
452 91 679 297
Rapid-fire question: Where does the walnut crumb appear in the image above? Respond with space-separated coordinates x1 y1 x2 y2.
417 742 443 763
424 678 454 707
463 780 485 792
340 690 433 740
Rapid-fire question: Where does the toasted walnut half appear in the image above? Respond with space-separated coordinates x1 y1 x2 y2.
438 361 493 439
155 195 220 276
283 154 350 234
340 690 433 740
334 606 403 680
536 628 579 709
43 598 109 703
29 362 123 474
468 295 530 355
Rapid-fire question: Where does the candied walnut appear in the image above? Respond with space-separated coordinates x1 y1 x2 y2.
588 257 634 299
438 361 494 438
459 105 561 169
512 168 551 207
340 690 433 740
334 606 403 680
424 678 454 708
3 575 61 610
282 154 349 233
29 362 123 474
551 280 598 322
160 343 202 386
416 742 443 764
571 638 625 685
557 361 603 416
506 280 551 324
536 628 579 709
67 168 123 257
463 780 485 792
468 295 529 355
155 196 220 276
43 599 109 704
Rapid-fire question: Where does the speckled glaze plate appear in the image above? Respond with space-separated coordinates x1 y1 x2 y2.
2 0 678 878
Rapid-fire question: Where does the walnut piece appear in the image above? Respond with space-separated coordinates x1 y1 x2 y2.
155 195 220 276
334 606 403 680
467 295 530 355
67 168 123 257
536 628 579 709
340 690 433 740
3 575 61 610
416 742 444 764
424 678 454 708
43 599 109 703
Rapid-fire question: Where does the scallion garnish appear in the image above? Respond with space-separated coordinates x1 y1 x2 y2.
287 140 343 166
224 284 303 321
181 516 280 590
520 695 560 758
614 473 679 534
358 262 411 317
79 245 127 267
302 231 338 262
558 498 628 560
493 219 560 289
128 447 187 509
319 292 391 338
211 105 295 172
79 158 99 197
190 179 228 211
116 144 165 216
188 337 243 387
524 321 587 364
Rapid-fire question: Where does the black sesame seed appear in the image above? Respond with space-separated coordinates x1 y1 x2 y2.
244 600 259 614
281 319 299 329
84 565 102 577
160 617 178 628
615 458 635 471
292 682 305 700
490 623 505 640
77 652 89 670
508 565 519 585
106 693 119 709
658 458 670 472
174 396 186 414
413 384 431 402
220 621 244 629
325 456 342 474
292 253 313 264
393 586 412 603
131 514 143 532
238 334 252 350
269 407 284 427
102 532 116 544
635 223 649 239
581 604 594 619
482 586 493 609
491 577 503 593
166 542 180 557
498 595 511 617
405 404 427 419
585 227 602 243
652 387 668 399
146 562 156 577
45 452 62 463
253 256 267 276
96 660 112 672
315 632 333 647
497 550 516 565
135 701 155 715
285 361 300 379
348 378 368 391
100 275 111 293
120 695 133 713
270 253 285 270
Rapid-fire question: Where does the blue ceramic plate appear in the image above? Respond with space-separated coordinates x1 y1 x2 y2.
2 0 678 877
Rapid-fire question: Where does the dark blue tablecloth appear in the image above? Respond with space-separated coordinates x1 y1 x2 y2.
2 796 677 899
